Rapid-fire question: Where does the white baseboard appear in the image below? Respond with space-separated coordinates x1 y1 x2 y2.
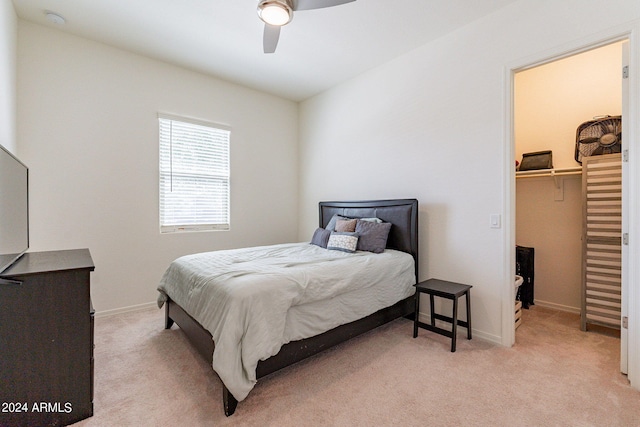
94 301 157 318
532 300 581 314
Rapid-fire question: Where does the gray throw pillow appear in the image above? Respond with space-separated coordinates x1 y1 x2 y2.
355 220 392 253
310 228 331 248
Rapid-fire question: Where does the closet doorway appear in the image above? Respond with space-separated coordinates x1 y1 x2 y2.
512 39 628 372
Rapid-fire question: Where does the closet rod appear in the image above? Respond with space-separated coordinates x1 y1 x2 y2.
516 167 582 189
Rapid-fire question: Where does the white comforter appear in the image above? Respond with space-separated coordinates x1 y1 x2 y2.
157 242 415 401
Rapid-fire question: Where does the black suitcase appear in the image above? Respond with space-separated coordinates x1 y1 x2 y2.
516 246 535 309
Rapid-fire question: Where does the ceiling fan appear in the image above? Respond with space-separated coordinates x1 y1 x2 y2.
257 0 356 53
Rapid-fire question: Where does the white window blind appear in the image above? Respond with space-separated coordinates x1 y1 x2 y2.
159 115 230 233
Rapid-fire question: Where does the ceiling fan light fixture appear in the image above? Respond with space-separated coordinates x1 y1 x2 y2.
258 1 292 26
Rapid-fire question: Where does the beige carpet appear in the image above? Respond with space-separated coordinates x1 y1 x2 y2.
74 306 640 426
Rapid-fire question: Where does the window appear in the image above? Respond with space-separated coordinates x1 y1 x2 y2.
159 114 230 233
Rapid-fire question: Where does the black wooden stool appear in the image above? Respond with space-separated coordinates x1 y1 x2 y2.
413 278 472 352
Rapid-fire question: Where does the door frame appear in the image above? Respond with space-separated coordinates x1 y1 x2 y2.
502 23 640 389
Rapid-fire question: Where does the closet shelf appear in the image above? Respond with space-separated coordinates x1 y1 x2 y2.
516 167 582 188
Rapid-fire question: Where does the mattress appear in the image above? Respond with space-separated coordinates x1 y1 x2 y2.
157 242 415 401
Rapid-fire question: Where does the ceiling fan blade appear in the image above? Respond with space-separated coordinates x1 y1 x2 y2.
263 24 281 53
292 0 356 11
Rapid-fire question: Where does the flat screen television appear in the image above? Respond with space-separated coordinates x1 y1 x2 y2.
0 143 29 274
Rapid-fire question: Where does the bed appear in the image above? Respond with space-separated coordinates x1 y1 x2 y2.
158 199 419 416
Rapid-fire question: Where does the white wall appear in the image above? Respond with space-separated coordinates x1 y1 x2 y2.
17 22 299 313
515 43 623 312
0 0 16 153
515 42 623 169
298 0 640 344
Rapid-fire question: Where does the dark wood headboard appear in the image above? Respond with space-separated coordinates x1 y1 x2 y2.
318 199 419 281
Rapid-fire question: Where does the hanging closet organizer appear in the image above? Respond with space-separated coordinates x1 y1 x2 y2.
580 153 622 331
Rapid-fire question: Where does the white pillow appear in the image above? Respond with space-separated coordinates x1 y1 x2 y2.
359 217 383 223
327 232 359 253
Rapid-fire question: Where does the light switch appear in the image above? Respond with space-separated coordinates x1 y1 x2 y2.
490 214 501 229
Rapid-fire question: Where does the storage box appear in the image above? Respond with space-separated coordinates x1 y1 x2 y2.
519 150 553 171
515 300 523 329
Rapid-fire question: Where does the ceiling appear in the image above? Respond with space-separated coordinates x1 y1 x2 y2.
12 0 519 101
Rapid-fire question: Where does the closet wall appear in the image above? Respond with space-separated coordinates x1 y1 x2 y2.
515 42 623 313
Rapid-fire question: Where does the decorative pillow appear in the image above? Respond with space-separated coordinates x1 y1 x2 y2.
326 214 351 231
310 227 331 248
359 217 383 223
327 232 359 253
355 220 392 253
335 218 357 232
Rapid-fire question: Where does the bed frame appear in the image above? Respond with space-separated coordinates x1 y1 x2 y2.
163 199 419 416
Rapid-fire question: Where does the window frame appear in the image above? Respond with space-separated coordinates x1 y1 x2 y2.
158 113 231 234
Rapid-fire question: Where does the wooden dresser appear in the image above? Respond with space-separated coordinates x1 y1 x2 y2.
0 249 95 427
